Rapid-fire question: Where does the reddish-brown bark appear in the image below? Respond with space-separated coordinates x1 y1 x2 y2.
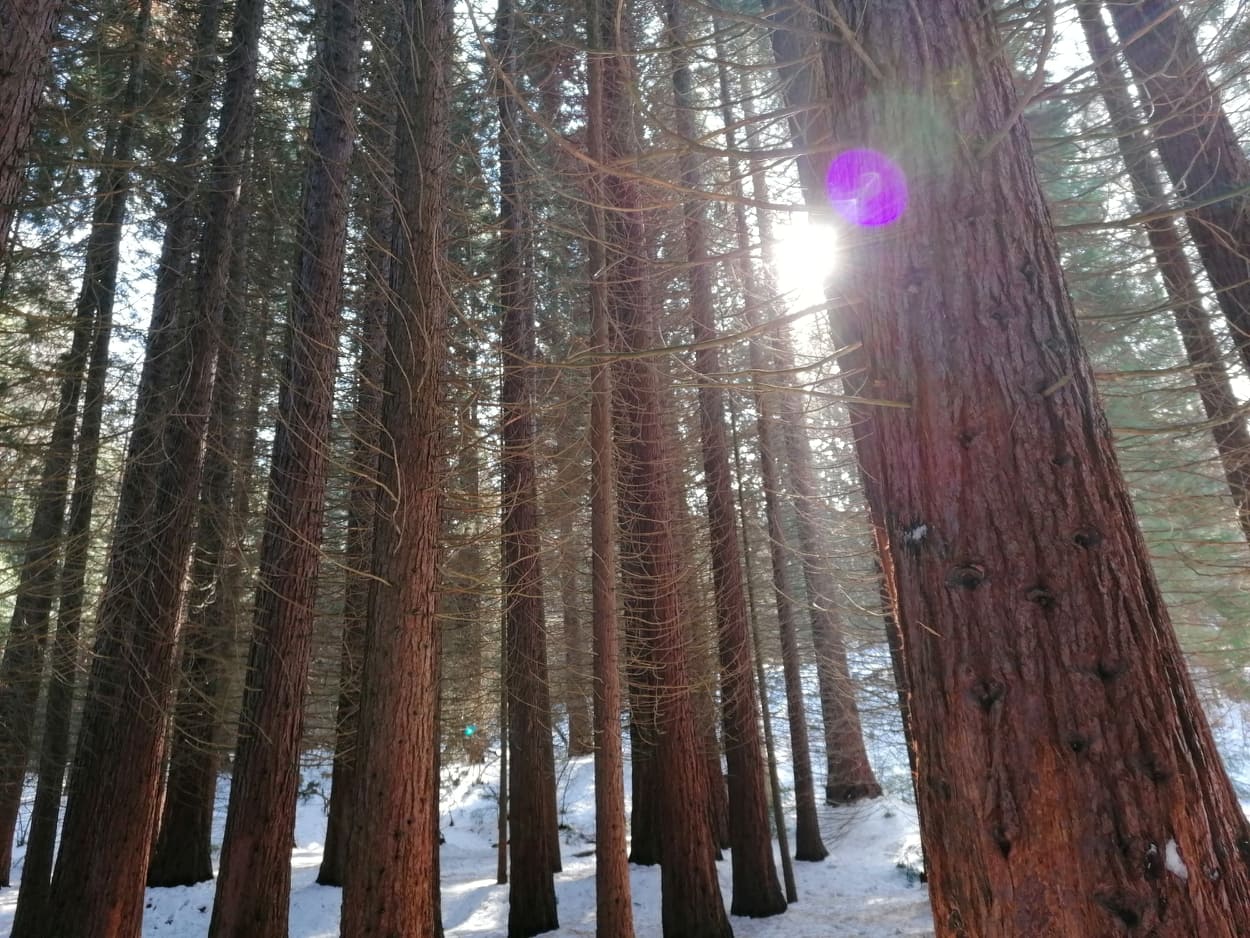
788 1 1250 933
337 0 452 932
207 3 361 933
497 0 560 930
0 0 63 253
42 0 261 930
1105 0 1250 379
594 5 732 934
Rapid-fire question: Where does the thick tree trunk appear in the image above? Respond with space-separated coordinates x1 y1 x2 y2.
6 1 150 916
664 0 785 916
338 0 452 931
0 0 63 254
1105 0 1250 378
208 3 361 933
496 0 560 932
43 0 260 930
591 4 732 934
584 43 634 929
1079 1 1250 545
792 1 1250 933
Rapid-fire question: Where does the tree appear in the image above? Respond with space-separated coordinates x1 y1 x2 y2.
43 0 262 927
208 0 362 930
0 0 64 256
779 0 1250 933
338 0 454 929
663 0 785 916
1105 0 1250 376
496 0 560 932
589 0 732 932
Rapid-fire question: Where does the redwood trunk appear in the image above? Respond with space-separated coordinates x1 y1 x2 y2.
1106 0 1250 378
208 2 360 932
338 0 452 931
593 3 732 932
43 0 260 929
1078 0 1250 545
585 36 634 927
0 0 63 254
796 1 1250 933
497 0 560 931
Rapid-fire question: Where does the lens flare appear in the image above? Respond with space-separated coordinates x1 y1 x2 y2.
825 149 908 227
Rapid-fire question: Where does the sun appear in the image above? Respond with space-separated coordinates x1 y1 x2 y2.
769 214 840 318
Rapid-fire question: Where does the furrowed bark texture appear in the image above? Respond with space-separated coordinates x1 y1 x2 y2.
338 0 452 931
497 0 560 931
44 0 261 930
1078 0 1250 546
1106 0 1250 376
0 0 63 253
664 0 785 915
208 1 361 932
594 2 732 933
797 1 1250 934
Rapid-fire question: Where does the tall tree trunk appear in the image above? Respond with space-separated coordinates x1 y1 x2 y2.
318 42 395 882
148 160 253 888
791 1 1250 933
6 0 151 916
663 0 785 916
584 39 634 930
496 0 560 932
0 0 63 255
338 0 452 931
1078 0 1250 545
713 44 828 863
590 2 732 934
1105 0 1250 378
43 0 260 929
208 1 361 932
558 504 594 757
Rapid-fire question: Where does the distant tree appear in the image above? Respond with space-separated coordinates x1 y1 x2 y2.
779 0 1250 933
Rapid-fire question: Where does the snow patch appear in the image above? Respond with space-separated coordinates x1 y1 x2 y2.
1164 839 1189 881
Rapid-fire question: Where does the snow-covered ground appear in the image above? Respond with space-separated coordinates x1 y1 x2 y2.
3 653 1249 936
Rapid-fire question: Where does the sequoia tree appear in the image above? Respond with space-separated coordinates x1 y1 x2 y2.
778 0 1250 934
208 0 362 931
338 0 453 929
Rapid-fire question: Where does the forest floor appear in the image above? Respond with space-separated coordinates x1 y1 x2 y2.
3 653 1249 936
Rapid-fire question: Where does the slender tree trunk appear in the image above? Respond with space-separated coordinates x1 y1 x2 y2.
591 3 732 933
496 0 559 931
6 1 150 916
148 164 252 888
663 0 785 916
728 395 799 903
0 0 63 255
338 0 452 931
318 75 394 887
208 3 361 932
584 40 634 930
1078 0 1250 545
713 46 828 863
1105 0 1250 379
790 2 1250 933
43 0 260 929
559 506 594 757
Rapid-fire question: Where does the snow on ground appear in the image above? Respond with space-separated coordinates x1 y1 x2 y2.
4 650 1250 936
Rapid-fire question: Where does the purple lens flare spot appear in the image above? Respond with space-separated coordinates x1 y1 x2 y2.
825 149 908 227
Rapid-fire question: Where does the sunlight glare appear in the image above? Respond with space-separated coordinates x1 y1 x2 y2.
771 214 840 318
